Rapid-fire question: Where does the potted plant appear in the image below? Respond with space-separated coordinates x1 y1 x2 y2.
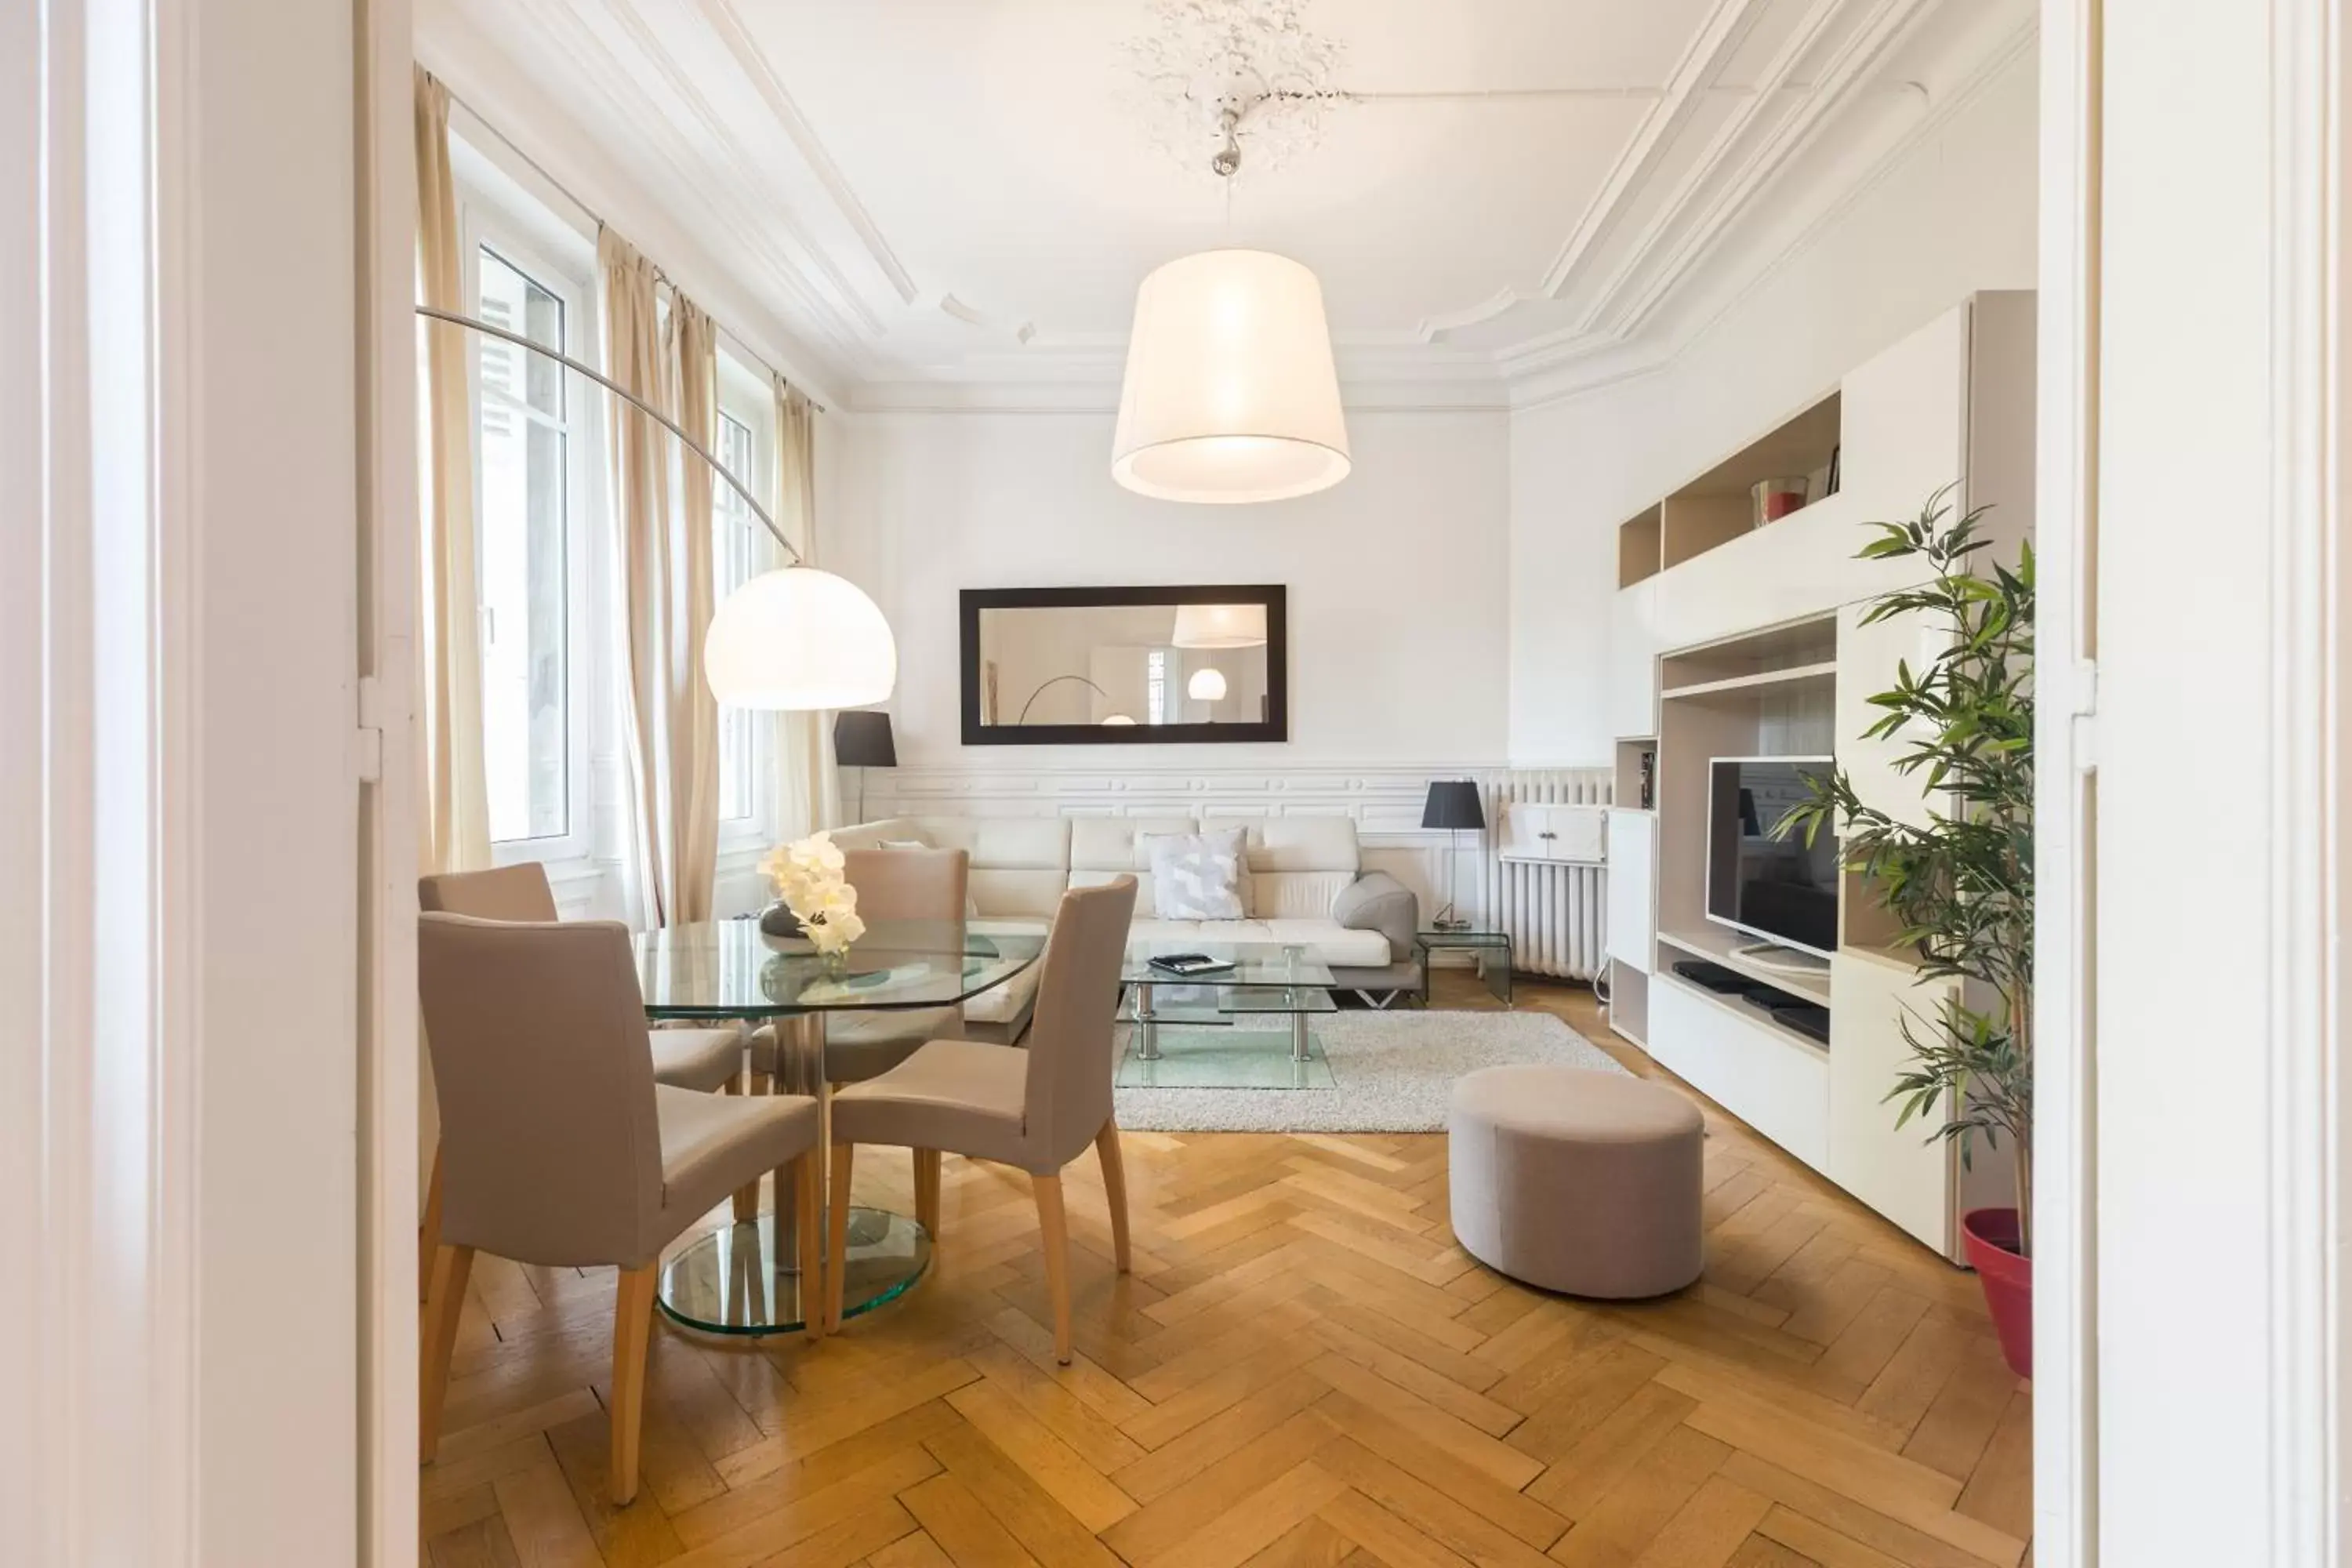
1779 489 2034 1377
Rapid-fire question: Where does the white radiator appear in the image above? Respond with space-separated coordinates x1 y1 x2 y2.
1486 769 1613 982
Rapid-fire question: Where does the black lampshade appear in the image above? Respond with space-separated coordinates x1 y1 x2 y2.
833 710 897 768
1421 780 1485 831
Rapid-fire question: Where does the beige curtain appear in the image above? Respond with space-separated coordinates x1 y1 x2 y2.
601 227 721 927
771 376 843 837
413 68 492 880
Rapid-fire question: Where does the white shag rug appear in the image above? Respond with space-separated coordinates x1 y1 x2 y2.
1112 1008 1628 1134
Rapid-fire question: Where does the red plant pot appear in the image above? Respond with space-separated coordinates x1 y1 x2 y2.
1961 1207 2031 1380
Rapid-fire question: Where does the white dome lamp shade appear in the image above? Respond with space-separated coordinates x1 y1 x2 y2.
1171 602 1268 648
1186 666 1229 702
1112 249 1351 504
703 566 898 710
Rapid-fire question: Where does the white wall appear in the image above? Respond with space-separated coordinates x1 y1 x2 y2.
1505 49 2039 765
826 408 1513 773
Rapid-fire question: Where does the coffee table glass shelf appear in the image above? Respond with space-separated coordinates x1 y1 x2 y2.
1117 942 1340 1089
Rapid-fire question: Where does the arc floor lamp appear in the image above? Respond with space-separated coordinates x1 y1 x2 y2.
417 305 895 712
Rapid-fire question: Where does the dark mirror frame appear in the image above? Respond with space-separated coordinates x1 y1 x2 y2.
960 584 1288 746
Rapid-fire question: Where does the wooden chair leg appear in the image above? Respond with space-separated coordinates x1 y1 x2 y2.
793 1149 825 1340
1094 1120 1131 1274
608 1263 658 1506
913 1148 942 1236
1033 1171 1073 1365
418 1145 445 1302
419 1243 474 1463
826 1143 855 1332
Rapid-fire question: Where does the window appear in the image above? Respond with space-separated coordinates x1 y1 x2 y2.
713 406 764 824
1146 648 1169 726
475 245 572 845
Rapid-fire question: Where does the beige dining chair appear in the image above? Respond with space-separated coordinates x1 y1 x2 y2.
826 876 1137 1361
417 864 750 1290
416 912 823 1506
751 844 971 1078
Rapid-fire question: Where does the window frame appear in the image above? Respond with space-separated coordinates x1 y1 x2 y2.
713 349 778 854
459 201 599 872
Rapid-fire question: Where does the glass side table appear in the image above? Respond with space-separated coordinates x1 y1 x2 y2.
1415 929 1514 1004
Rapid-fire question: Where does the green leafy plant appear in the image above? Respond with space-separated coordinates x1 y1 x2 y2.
1777 488 2034 1254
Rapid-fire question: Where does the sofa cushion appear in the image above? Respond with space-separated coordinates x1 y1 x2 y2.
1203 815 1362 873
1145 829 1248 920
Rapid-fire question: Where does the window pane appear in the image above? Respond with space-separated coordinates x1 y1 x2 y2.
477 246 569 844
715 410 760 823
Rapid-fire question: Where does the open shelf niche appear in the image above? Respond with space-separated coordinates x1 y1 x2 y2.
1651 612 1838 1059
1659 393 1842 570
1618 503 1664 588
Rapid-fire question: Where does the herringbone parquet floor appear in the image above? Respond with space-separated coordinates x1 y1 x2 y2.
420 976 2031 1568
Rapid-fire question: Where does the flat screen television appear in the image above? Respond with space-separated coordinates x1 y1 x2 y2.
1704 757 1838 962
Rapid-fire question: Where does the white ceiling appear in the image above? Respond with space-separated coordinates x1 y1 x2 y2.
419 0 2034 405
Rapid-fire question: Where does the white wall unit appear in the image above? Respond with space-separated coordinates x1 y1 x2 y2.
1650 978 1829 1168
1605 809 1656 971
1828 952 1962 1258
1621 289 2031 1255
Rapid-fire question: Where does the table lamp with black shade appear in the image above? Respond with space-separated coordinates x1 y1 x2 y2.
833 710 897 825
1421 779 1485 931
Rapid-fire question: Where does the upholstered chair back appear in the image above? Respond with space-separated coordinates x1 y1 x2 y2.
842 847 968 924
416 913 665 1268
1019 877 1138 1171
419 862 560 922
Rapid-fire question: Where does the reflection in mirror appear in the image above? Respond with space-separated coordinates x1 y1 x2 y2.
960 586 1286 744
981 604 1269 727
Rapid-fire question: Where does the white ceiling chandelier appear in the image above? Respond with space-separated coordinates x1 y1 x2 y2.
1112 0 1353 506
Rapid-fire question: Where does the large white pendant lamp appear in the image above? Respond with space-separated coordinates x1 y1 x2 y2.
703 565 898 711
1111 248 1350 504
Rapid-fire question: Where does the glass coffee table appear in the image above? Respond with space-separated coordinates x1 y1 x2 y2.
1116 942 1340 1089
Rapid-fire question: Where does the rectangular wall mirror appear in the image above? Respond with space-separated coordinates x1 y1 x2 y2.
960 585 1287 745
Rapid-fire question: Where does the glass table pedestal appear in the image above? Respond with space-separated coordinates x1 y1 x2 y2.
657 1205 930 1336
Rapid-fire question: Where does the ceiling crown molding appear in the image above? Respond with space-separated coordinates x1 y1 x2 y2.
421 0 2034 410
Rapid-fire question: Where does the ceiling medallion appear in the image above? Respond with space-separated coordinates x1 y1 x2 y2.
1124 0 1349 181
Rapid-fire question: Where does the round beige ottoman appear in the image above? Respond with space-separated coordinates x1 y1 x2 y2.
1449 1064 1704 1299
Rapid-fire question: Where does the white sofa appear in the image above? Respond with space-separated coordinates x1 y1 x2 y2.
828 814 1420 1040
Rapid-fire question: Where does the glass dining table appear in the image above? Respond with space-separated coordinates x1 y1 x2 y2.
634 916 1045 1337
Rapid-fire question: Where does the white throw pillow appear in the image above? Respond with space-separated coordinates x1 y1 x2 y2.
1145 829 1248 921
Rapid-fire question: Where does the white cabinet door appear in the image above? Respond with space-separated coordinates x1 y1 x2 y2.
1827 952 1960 1258
1839 302 1969 522
1606 808 1655 971
1496 800 1552 862
1836 601 1948 831
1499 802 1606 865
1608 580 1659 739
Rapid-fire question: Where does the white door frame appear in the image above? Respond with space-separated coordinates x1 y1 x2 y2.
2031 2 2096 1561
2045 0 2350 1562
